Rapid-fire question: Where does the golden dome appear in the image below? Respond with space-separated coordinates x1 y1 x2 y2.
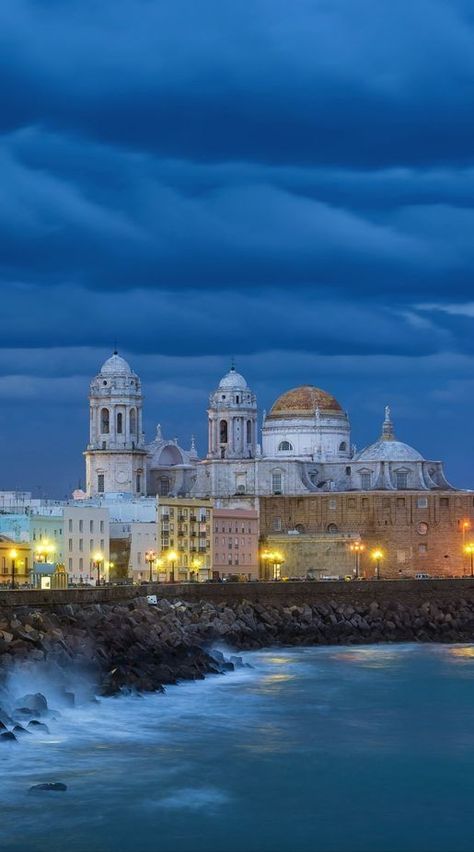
267 385 343 419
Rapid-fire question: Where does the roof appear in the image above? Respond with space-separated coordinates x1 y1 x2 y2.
355 439 424 463
267 385 343 420
100 352 133 376
218 367 248 390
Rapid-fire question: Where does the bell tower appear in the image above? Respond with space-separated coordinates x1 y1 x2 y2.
84 352 148 496
207 365 257 460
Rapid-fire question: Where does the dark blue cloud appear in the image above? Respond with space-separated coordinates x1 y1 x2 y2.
1 0 474 494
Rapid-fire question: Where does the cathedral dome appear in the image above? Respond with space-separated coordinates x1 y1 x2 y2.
267 385 343 420
355 407 423 463
100 352 133 376
355 440 423 463
218 366 248 390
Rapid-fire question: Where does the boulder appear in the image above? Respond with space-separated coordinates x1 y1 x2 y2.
0 731 16 742
16 693 48 716
27 721 50 734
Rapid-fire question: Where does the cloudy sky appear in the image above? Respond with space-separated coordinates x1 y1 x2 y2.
1 0 474 496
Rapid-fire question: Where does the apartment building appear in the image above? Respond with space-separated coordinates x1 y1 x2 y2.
157 498 213 581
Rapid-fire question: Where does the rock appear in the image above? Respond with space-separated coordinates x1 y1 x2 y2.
13 725 30 735
16 693 48 716
27 721 50 734
0 731 17 742
29 783 67 793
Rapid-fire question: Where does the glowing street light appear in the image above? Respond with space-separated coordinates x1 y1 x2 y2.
371 548 384 581
191 557 202 582
464 543 474 578
167 550 177 583
35 541 55 563
145 549 157 583
260 549 274 581
272 550 284 581
92 551 104 586
350 541 365 579
462 520 471 548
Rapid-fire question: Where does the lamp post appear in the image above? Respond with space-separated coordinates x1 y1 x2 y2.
350 541 365 579
167 550 177 583
462 520 471 549
464 543 474 578
145 549 157 583
92 551 104 586
9 549 17 590
155 558 163 583
371 548 384 580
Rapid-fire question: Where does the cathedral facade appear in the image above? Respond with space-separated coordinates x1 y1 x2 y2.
84 354 454 501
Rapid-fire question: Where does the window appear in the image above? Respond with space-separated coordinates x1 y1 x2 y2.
345 467 351 476
90 539 93 551
98 474 105 493
136 473 141 493
219 420 228 443
397 497 406 508
68 558 72 571
89 520 94 533
417 522 428 535
68 519 73 532
339 442 347 453
236 395 240 404
362 498 369 509
440 497 449 507
79 558 83 570
2 557 5 573
79 539 83 552
246 420 252 445
329 499 337 510
159 477 171 496
79 520 83 532
395 471 408 489
271 472 282 494
347 498 356 509
327 523 338 534
100 408 110 434
417 497 428 509
130 408 137 435
278 441 293 452
360 473 371 490
68 539 73 552
397 550 407 563
117 412 123 434
100 520 104 533
418 544 427 555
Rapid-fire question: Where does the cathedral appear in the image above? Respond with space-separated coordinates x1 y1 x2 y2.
84 352 454 501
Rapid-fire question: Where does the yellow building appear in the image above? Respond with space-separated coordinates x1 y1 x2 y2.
156 498 213 582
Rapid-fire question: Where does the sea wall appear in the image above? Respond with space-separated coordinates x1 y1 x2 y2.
2 583 474 697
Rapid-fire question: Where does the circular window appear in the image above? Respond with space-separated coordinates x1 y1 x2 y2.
417 522 428 535
103 380 107 386
327 523 339 534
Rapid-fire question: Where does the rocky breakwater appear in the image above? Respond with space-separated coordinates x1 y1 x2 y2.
1 593 474 702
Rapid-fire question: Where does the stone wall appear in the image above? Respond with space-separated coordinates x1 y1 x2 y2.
260 491 474 578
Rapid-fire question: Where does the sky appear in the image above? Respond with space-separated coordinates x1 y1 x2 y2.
1 0 474 496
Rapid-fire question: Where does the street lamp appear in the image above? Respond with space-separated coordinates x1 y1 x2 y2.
350 541 365 579
462 520 471 548
92 551 104 586
35 541 55 563
464 543 474 578
9 548 17 590
145 549 157 583
371 548 384 580
167 550 177 583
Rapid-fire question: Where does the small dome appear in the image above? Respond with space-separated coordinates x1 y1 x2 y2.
267 385 342 420
356 440 423 463
218 367 248 390
100 352 133 376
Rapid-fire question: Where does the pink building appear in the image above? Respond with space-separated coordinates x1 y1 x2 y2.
213 508 259 579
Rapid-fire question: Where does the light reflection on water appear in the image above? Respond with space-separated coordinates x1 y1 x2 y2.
2 644 474 851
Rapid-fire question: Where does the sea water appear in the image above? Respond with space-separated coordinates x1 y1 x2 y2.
2 643 474 852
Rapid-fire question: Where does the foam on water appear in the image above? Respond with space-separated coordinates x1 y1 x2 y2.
2 644 474 852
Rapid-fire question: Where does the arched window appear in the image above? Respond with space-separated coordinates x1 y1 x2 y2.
220 420 228 443
246 420 252 444
100 408 110 434
278 440 293 452
295 523 306 534
327 523 339 534
117 412 123 434
272 471 283 494
130 408 137 435
339 442 347 452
